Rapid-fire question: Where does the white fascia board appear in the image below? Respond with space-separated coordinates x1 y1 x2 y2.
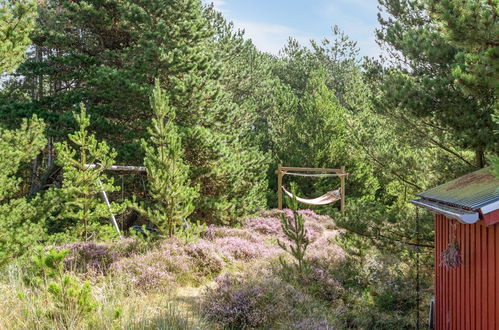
411 199 479 224
480 200 499 215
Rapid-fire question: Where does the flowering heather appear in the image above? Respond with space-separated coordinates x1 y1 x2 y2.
308 236 346 267
243 216 282 237
303 221 324 243
183 240 225 276
61 242 116 275
111 237 147 257
304 266 344 302
110 247 193 291
202 272 310 329
202 225 262 243
213 236 275 261
298 209 331 223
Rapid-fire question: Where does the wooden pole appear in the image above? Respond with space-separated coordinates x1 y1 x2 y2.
340 166 345 214
277 163 283 210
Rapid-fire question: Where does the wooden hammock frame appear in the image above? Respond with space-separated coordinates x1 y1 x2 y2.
276 164 347 213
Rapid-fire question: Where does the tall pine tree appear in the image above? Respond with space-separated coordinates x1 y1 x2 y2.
136 81 198 236
374 0 496 168
0 0 37 73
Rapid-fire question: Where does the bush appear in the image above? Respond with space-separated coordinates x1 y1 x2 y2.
183 240 225 276
110 246 190 291
61 242 117 275
202 272 310 329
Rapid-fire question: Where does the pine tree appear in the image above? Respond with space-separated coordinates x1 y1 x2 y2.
4 0 268 223
374 0 496 168
0 116 53 265
136 81 198 237
55 104 122 240
427 0 498 101
0 0 37 73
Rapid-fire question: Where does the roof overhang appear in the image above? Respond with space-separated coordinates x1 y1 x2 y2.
480 199 499 215
411 199 480 224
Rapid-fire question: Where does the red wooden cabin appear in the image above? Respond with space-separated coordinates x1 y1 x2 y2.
412 168 499 329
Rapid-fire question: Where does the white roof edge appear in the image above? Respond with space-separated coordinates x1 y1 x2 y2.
411 199 480 224
480 200 499 215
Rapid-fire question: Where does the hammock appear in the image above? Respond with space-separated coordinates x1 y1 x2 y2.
282 186 341 206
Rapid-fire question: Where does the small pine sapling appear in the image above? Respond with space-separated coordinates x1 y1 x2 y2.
278 193 310 276
27 248 97 325
135 81 199 236
55 104 123 240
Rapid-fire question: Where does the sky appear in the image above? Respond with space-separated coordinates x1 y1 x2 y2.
203 0 382 58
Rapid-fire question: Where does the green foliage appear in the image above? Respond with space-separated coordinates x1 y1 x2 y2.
5 0 268 224
135 81 198 236
427 0 498 100
0 0 37 73
55 104 123 240
0 116 46 201
374 0 496 167
268 32 379 204
278 197 310 276
27 248 98 325
0 116 53 266
177 220 207 244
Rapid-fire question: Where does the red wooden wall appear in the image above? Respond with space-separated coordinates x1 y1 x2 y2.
435 213 499 329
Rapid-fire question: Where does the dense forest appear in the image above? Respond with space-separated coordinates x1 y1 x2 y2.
0 0 497 328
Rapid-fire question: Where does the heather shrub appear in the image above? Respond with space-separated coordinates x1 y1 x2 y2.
61 242 117 275
203 225 262 243
302 266 344 302
110 248 190 291
303 221 324 243
243 216 282 236
183 240 225 276
213 236 275 261
307 236 346 271
111 237 149 257
201 271 314 329
291 317 333 330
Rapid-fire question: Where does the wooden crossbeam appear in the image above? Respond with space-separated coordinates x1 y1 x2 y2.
280 166 345 173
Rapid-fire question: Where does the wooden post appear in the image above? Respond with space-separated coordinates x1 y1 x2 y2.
340 166 345 214
277 163 283 210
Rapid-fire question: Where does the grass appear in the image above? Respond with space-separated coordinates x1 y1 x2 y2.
0 209 419 329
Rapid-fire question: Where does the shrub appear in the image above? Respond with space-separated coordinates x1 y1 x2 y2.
183 240 225 276
202 272 310 329
243 216 282 236
203 225 262 243
291 317 333 330
61 242 117 275
26 248 98 327
302 266 344 302
213 236 276 261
